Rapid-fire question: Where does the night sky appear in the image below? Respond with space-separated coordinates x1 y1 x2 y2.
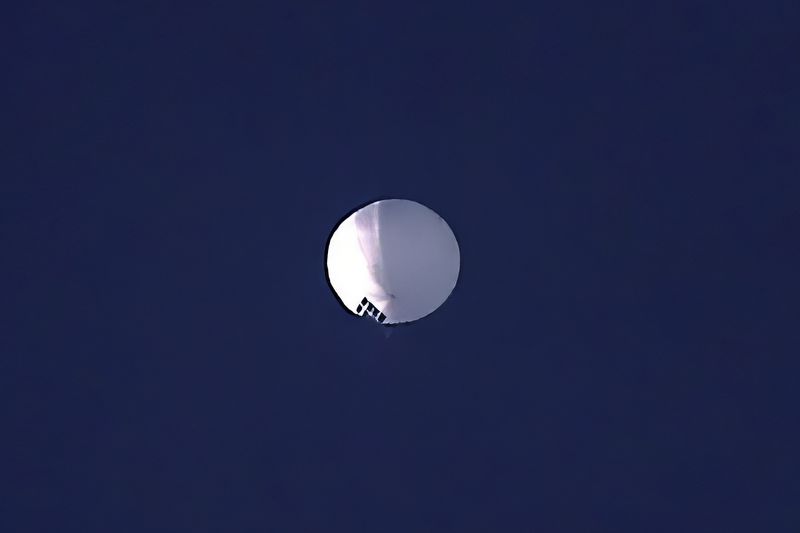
3 2 799 531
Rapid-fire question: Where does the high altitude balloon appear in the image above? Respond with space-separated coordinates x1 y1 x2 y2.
325 199 460 325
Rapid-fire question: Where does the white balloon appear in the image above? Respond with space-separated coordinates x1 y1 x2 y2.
325 199 460 325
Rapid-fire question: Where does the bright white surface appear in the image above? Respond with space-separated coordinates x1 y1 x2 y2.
326 199 460 324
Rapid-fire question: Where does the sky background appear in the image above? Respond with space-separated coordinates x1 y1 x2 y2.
2 2 799 532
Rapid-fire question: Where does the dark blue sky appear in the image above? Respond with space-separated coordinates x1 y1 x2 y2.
2 2 798 531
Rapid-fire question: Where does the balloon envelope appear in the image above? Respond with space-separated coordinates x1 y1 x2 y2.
325 199 460 325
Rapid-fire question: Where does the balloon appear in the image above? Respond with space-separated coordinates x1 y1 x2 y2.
325 199 460 325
